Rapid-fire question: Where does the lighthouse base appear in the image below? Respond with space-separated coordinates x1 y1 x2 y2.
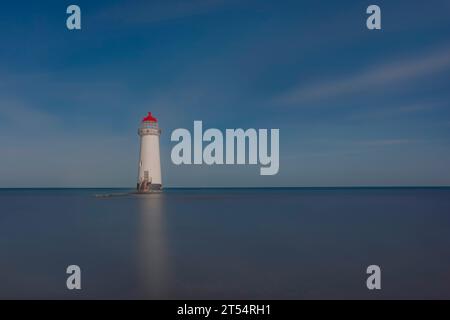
137 182 162 193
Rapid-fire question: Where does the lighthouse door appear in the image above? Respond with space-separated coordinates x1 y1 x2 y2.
144 171 149 181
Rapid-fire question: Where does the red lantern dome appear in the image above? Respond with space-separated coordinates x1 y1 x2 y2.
142 112 157 123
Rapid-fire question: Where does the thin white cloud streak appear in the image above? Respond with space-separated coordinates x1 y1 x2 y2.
279 46 450 105
347 100 445 121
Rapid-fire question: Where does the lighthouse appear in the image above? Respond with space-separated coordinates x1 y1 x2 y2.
137 112 162 192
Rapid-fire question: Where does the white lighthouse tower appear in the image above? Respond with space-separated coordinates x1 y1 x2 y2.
137 112 162 192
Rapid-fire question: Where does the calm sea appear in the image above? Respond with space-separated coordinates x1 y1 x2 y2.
0 187 449 299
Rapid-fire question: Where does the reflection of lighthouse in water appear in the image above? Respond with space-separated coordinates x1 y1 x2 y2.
137 112 162 192
137 193 170 298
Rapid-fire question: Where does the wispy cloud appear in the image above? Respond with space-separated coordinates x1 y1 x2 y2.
278 46 450 105
347 99 445 121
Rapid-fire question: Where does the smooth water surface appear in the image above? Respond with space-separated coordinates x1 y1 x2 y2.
1 188 450 299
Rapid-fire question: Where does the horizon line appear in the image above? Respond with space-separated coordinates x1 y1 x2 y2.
1 186 450 190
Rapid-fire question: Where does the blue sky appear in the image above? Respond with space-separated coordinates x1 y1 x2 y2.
1 0 450 187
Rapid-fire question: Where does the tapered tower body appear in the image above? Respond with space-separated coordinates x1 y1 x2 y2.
137 112 162 192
